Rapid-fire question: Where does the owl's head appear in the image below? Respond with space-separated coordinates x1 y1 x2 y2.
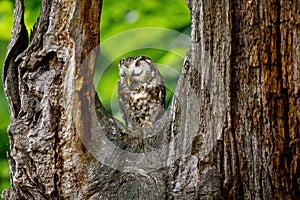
118 56 155 87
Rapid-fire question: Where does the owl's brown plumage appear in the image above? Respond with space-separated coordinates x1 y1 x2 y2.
118 56 165 129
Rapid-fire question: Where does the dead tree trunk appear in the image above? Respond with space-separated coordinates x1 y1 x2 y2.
2 0 299 199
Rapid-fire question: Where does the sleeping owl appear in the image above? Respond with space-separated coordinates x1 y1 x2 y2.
117 56 165 129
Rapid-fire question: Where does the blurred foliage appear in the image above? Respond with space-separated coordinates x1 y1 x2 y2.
98 0 190 121
0 1 13 40
0 0 190 195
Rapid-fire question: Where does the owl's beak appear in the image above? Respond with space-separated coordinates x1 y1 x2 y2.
127 78 130 86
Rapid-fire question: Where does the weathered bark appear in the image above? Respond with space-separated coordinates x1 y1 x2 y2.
2 0 102 199
2 0 299 199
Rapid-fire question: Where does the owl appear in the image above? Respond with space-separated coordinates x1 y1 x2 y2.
118 56 165 129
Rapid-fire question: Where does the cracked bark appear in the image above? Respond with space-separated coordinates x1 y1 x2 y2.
2 0 299 199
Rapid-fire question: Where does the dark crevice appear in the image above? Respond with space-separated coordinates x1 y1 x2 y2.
274 0 298 197
32 110 42 127
51 107 62 200
3 0 28 119
227 0 245 199
257 0 265 198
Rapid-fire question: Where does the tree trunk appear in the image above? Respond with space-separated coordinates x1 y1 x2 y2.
2 0 299 199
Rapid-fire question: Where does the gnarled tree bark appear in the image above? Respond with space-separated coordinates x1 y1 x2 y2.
2 0 299 199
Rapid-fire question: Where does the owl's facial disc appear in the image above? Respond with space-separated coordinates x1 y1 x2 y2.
119 67 126 78
130 60 152 83
133 66 143 76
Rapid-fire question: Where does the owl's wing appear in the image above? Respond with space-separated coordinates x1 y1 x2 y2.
158 84 166 115
148 84 166 124
118 81 130 126
160 85 166 108
118 81 140 129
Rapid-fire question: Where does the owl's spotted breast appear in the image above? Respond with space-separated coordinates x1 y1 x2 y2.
129 85 165 127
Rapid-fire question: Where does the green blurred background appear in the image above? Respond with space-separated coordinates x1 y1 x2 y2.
0 0 190 195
